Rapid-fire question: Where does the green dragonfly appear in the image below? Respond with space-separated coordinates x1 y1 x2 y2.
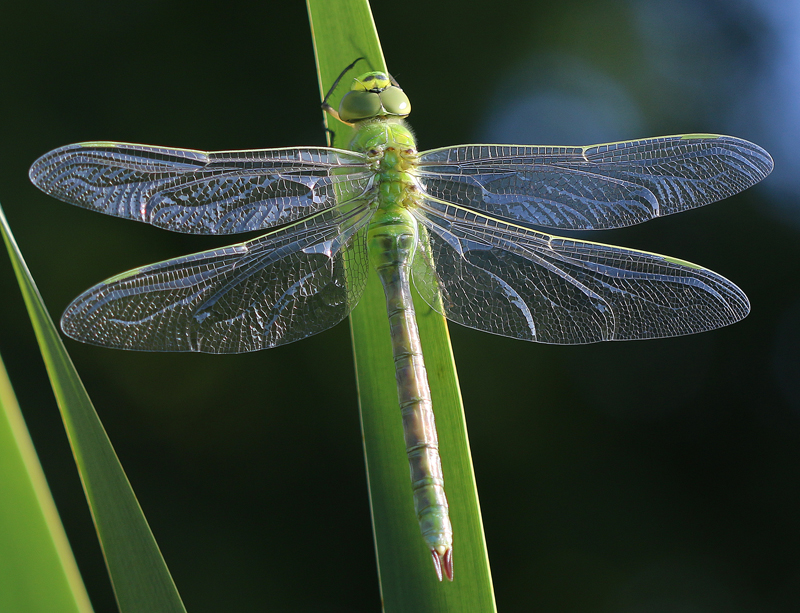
29 67 772 582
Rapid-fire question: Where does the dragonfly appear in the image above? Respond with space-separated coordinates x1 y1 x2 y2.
29 64 773 582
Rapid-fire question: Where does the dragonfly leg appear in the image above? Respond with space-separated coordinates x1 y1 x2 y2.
321 57 365 110
324 125 337 148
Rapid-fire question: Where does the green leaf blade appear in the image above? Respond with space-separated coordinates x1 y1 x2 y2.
0 203 186 613
0 351 94 613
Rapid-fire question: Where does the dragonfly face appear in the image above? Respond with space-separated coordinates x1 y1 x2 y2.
339 71 411 122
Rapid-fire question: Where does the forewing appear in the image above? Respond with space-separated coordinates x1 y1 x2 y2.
61 204 372 353
417 135 773 230
30 142 371 234
411 199 749 344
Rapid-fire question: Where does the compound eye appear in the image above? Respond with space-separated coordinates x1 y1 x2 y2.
379 87 411 117
339 91 382 122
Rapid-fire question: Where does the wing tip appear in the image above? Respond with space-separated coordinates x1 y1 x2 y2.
29 142 95 192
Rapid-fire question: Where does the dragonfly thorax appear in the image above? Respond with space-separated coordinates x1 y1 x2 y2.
350 118 417 156
353 120 420 212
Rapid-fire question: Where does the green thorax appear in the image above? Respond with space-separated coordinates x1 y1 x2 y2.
350 117 418 194
350 117 420 271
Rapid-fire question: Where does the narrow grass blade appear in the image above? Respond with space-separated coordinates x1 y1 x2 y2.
0 352 94 613
306 2 496 609
0 204 186 613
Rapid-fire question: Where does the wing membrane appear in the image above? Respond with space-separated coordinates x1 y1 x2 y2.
30 142 372 234
411 198 749 344
61 204 373 353
417 135 773 230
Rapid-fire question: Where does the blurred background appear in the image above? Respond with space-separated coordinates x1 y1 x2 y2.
1 0 798 611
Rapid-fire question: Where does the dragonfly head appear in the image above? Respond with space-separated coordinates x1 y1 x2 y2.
339 71 411 122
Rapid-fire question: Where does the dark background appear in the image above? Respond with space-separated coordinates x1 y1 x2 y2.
1 1 799 611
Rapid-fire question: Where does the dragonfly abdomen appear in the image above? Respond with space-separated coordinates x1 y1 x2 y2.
367 203 454 580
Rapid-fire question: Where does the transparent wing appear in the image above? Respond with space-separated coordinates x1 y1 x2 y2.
411 199 749 344
61 203 373 353
417 135 773 230
30 141 372 234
